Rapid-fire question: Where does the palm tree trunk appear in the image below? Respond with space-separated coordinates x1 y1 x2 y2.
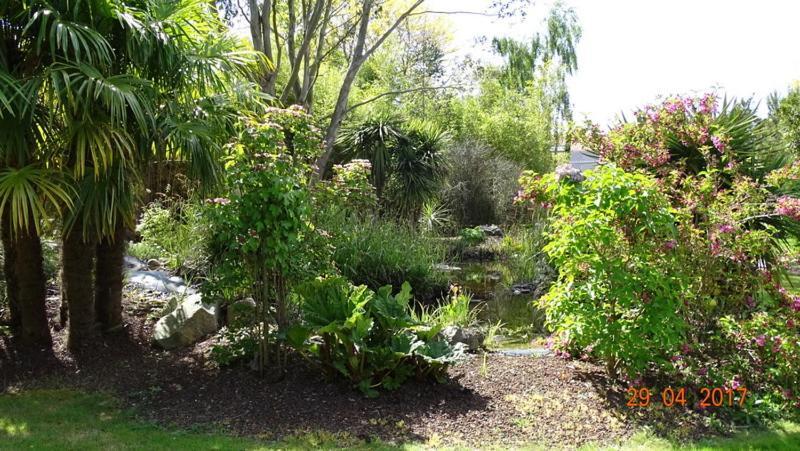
62 223 96 348
1 217 21 333
15 221 51 346
95 222 126 332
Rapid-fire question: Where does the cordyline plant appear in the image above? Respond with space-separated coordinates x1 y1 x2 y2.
520 94 800 417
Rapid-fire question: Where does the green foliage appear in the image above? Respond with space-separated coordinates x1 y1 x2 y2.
527 165 689 376
292 277 466 396
530 94 800 419
337 116 447 220
492 1 580 124
417 200 453 235
315 159 378 217
204 111 320 372
319 212 448 299
768 85 800 157
130 202 207 274
439 141 523 227
450 77 555 171
432 288 479 328
499 223 550 282
459 227 487 247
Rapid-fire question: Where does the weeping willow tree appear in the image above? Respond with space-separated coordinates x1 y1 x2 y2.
491 1 580 143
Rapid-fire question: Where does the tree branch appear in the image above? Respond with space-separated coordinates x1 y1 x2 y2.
409 10 495 17
336 85 461 117
363 0 425 60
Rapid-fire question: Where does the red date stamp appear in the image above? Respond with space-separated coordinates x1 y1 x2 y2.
626 386 748 408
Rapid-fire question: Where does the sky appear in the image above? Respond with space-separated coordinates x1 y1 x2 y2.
426 0 800 125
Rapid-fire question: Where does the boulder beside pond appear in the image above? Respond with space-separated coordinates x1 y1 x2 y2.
440 326 485 352
153 294 218 349
476 224 503 237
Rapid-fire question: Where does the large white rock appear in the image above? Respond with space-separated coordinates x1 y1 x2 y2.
153 294 218 349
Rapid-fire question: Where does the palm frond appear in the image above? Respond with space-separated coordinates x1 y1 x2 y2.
24 8 113 66
0 165 74 236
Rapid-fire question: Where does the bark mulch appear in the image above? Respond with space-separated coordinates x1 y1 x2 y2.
1 293 716 449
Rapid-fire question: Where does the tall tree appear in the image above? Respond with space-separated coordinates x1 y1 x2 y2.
1 0 263 348
219 0 426 177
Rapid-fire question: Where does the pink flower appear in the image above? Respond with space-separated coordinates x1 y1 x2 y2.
700 93 717 114
730 378 741 390
755 335 767 347
663 239 677 250
710 239 722 256
792 297 800 312
682 343 692 354
697 367 708 377
207 197 231 205
711 135 727 152
788 319 795 329
745 296 756 309
718 224 734 233
775 196 800 221
772 337 783 353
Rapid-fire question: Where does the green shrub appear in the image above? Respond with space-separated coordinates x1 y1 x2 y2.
203 112 318 374
525 165 690 377
439 140 523 227
523 94 800 419
131 201 208 275
290 277 466 396
459 227 486 247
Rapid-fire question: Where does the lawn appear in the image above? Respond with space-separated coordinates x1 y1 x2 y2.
1 390 798 450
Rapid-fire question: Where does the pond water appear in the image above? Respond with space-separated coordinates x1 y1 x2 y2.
443 260 547 339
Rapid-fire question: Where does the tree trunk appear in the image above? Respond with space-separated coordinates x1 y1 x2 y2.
15 222 51 347
95 222 126 332
1 215 21 333
62 223 96 349
315 60 363 177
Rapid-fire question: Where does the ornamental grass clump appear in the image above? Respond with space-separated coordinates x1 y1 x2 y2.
521 94 800 418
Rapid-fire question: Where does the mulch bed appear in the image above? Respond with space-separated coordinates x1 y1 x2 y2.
1 292 718 449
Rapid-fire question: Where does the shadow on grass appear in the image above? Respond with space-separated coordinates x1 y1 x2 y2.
0 308 490 446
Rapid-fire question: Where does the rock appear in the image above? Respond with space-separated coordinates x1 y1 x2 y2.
477 224 503 237
147 258 163 270
497 348 553 358
440 326 485 352
511 283 534 295
226 297 256 326
153 294 218 349
433 263 462 272
124 256 146 271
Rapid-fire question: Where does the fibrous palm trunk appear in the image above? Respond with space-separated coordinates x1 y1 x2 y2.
15 221 51 346
62 223 96 349
95 222 126 332
1 217 21 332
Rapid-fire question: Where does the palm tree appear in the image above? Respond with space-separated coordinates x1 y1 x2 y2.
1 0 265 348
388 121 448 221
336 113 404 202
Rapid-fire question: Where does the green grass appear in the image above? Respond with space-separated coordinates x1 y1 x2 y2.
599 423 800 450
0 390 390 450
1 389 799 450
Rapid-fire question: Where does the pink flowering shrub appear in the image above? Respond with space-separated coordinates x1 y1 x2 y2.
526 94 800 418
